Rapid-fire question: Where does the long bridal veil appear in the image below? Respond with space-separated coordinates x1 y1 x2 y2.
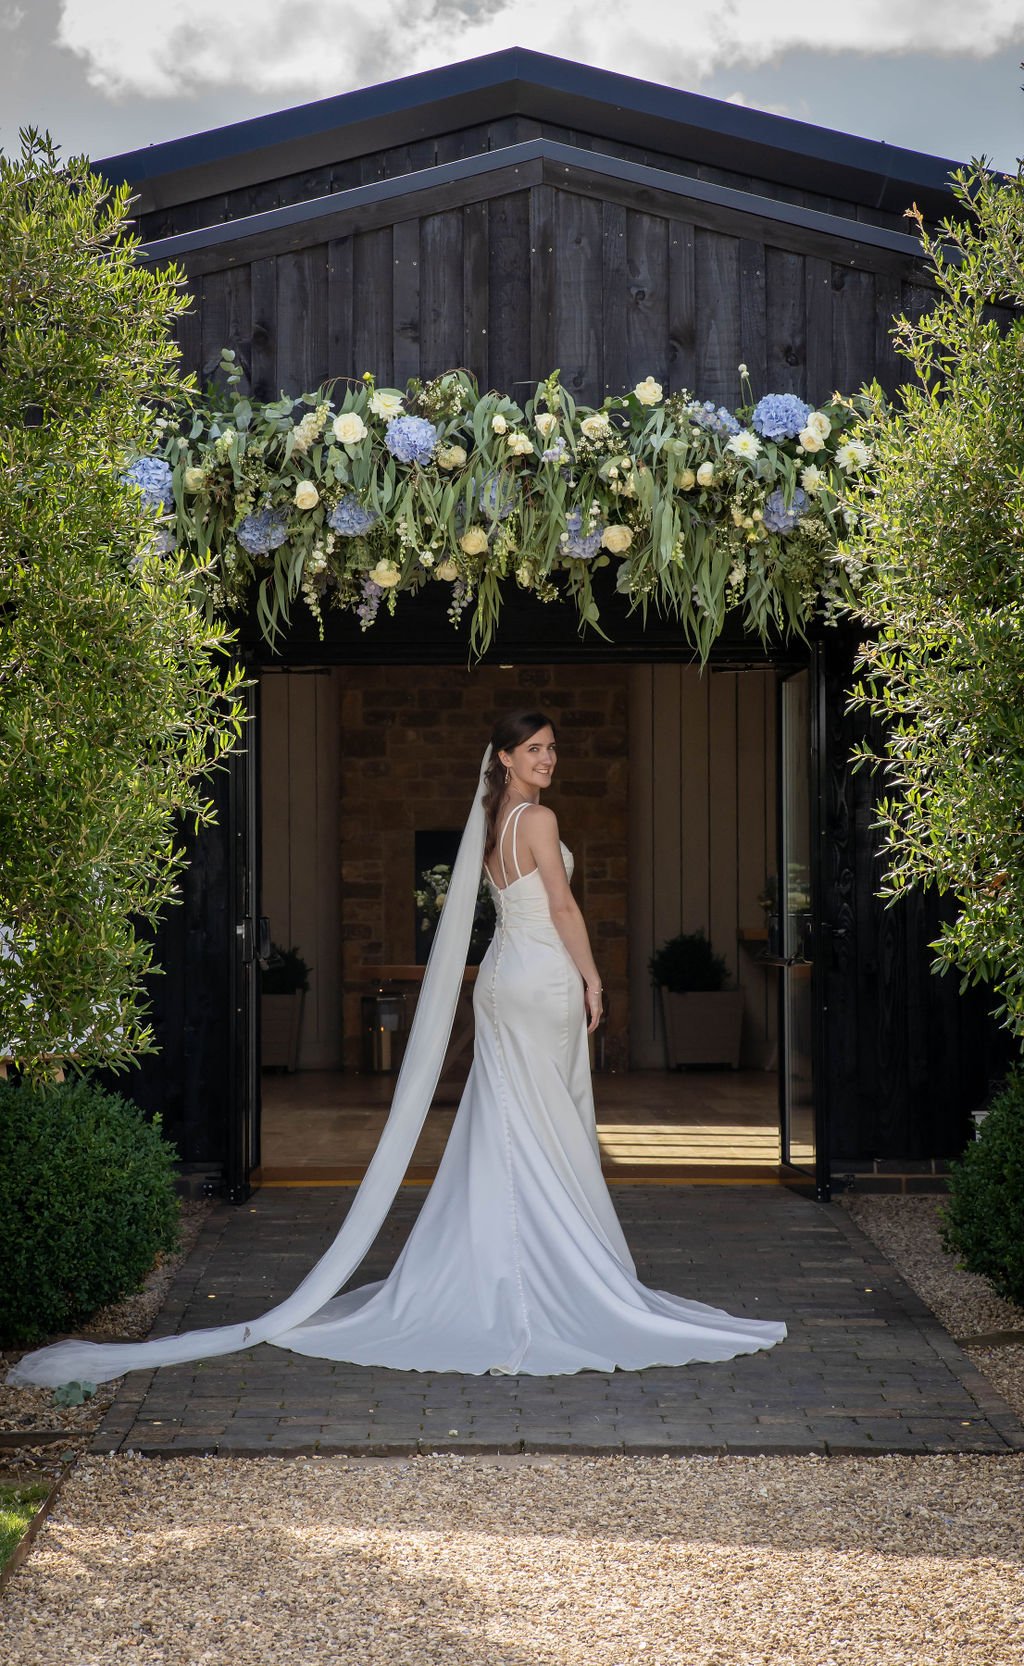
8 746 494 1388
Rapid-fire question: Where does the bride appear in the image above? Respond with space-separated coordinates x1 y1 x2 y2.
9 709 786 1387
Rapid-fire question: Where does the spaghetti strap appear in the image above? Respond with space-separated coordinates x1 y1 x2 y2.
495 801 533 888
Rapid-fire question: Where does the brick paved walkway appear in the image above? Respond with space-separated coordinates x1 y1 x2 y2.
94 1186 1024 1458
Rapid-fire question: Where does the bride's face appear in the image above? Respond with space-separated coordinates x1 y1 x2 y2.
504 726 557 794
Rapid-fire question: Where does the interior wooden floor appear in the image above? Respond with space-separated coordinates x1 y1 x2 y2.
258 1067 788 1185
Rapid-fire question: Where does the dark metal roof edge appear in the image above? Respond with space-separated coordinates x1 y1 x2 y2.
99 47 965 219
136 137 929 268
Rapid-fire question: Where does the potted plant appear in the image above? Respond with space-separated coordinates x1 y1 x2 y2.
648 930 744 1070
261 942 311 1072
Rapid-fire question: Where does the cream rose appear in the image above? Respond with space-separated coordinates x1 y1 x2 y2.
535 412 558 438
369 560 401 588
634 376 663 406
677 468 697 491
294 480 320 510
805 410 832 442
333 411 368 444
696 461 716 487
491 413 508 435
580 413 612 441
798 428 824 453
435 559 459 581
505 432 534 457
183 466 207 493
459 527 490 556
601 525 633 554
369 390 404 419
436 443 468 470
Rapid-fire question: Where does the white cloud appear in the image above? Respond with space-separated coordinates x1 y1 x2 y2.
56 0 1024 101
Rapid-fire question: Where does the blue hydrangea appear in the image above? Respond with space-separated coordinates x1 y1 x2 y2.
751 394 812 442
385 414 438 465
235 508 288 555
329 495 380 537
688 401 741 437
470 471 518 521
124 455 174 513
762 486 808 534
561 509 603 560
540 437 568 464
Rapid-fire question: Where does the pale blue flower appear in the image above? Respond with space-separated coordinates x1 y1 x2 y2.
329 495 380 537
752 394 812 442
385 415 438 465
540 437 568 464
561 509 603 560
236 508 288 555
470 471 518 520
124 455 174 513
688 401 741 437
762 486 808 534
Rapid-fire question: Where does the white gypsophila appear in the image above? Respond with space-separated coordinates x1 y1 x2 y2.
800 465 825 495
333 412 368 444
491 413 508 434
369 390 404 419
634 376 663 405
726 430 762 461
535 412 558 437
294 480 320 510
836 439 871 472
506 433 534 456
805 410 832 441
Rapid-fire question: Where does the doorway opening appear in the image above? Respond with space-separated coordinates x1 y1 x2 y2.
256 658 807 1184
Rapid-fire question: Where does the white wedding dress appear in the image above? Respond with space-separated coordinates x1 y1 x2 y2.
9 752 786 1389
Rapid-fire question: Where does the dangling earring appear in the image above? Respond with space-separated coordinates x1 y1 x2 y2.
504 766 510 786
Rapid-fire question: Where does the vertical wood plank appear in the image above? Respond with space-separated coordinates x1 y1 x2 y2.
529 184 556 380
249 257 277 401
276 247 329 391
831 266 875 396
601 201 628 398
420 210 464 376
627 665 659 1066
766 249 807 400
287 676 319 1067
873 271 904 398
667 219 697 395
353 227 395 384
736 672 771 1065
310 671 342 1068
695 229 741 405
625 210 669 391
738 239 767 398
551 191 604 402
805 256 833 404
392 218 421 386
327 236 355 381
462 200 489 384
487 192 530 394
199 271 228 388
709 672 738 987
680 666 710 935
260 675 292 953
174 272 204 381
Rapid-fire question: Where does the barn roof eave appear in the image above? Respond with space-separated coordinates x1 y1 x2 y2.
95 47 965 223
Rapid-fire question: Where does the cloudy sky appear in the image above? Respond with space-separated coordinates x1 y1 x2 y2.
0 0 1022 171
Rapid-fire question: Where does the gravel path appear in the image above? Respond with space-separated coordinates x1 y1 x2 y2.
1 1449 1022 1665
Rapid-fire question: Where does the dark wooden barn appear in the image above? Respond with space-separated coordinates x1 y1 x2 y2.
98 48 1008 1204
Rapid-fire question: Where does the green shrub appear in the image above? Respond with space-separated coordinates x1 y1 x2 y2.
0 1076 180 1346
261 942 311 995
939 1065 1024 1307
648 930 731 993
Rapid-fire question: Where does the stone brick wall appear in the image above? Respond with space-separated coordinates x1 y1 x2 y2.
339 664 630 1072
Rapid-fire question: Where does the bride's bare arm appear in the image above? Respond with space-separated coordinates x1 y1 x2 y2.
518 805 604 1033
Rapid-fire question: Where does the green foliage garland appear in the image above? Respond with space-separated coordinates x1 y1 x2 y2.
157 362 876 661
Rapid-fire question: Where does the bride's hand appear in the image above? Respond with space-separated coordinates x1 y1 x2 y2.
585 981 603 1034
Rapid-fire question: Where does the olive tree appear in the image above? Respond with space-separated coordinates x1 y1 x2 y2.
0 132 245 1075
839 159 1024 1038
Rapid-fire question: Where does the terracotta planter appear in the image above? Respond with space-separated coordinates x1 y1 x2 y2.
261 990 305 1072
659 988 745 1070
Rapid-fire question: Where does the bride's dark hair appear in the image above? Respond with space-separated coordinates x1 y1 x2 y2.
482 709 558 856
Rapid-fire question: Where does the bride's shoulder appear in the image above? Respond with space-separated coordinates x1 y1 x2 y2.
520 802 559 839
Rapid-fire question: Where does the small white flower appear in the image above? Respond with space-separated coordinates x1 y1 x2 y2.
836 438 871 473
491 413 508 435
601 524 633 554
516 562 533 584
696 461 715 487
459 527 490 556
294 480 320 510
800 464 825 496
369 559 401 588
737 363 748 376
726 429 762 461
805 410 832 442
731 505 745 527
183 466 207 493
580 413 612 441
798 428 824 453
419 552 435 567
369 389 404 419
535 412 559 437
333 411 368 444
633 376 663 406
436 443 467 469
505 432 534 456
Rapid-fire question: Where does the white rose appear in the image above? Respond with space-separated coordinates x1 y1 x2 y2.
535 412 558 438
800 465 824 496
696 461 716 487
506 432 534 457
491 413 508 434
601 525 633 554
805 410 832 442
677 468 697 490
580 414 612 441
436 443 467 469
435 559 459 580
183 466 207 493
798 428 824 453
333 411 368 444
634 376 663 406
369 560 401 588
459 527 490 556
294 480 320 510
369 390 404 419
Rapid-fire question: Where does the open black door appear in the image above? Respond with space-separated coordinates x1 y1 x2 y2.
225 668 262 1202
777 651 831 1201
